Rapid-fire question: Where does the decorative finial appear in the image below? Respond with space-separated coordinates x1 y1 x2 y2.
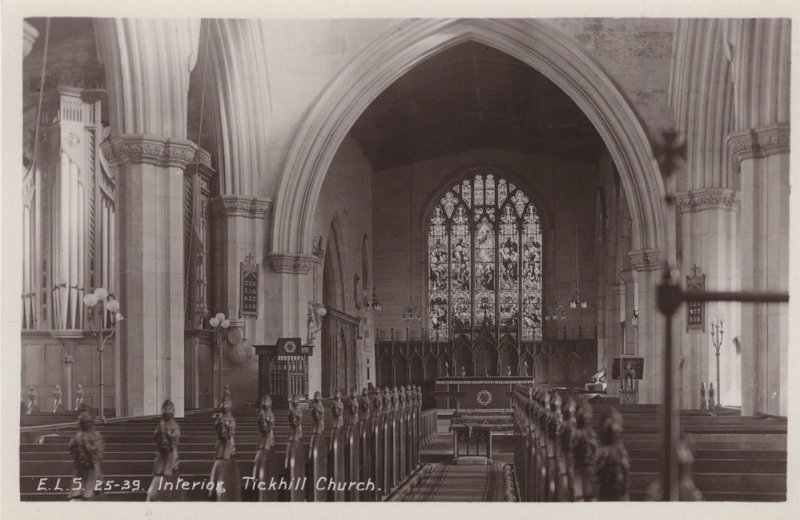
288 394 303 442
257 395 275 450
53 385 63 413
700 382 708 411
359 387 371 422
67 403 104 499
311 391 325 434
331 388 344 428
348 389 360 425
595 408 630 501
573 397 598 501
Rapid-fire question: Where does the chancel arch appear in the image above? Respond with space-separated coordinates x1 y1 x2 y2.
273 18 666 260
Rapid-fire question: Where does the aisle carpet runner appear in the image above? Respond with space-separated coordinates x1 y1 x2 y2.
402 462 506 501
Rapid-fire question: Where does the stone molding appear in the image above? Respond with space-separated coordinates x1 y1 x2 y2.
674 187 739 213
102 134 198 170
210 195 272 219
727 124 790 167
618 269 638 284
267 252 319 274
628 249 662 271
23 22 40 58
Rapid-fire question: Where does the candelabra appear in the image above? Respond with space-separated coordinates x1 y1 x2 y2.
569 285 588 309
209 312 230 405
82 287 123 423
364 287 382 312
710 317 724 409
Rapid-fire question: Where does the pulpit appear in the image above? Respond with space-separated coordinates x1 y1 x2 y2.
254 338 314 407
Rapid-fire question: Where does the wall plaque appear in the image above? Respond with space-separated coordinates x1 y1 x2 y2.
240 253 259 317
685 264 705 331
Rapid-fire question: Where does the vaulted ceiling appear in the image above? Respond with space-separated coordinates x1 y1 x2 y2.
350 42 606 171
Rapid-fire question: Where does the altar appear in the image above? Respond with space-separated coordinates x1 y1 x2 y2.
435 376 535 415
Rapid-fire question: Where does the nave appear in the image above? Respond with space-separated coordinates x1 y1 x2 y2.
20 385 786 502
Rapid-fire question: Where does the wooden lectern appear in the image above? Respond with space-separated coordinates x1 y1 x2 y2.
254 338 314 407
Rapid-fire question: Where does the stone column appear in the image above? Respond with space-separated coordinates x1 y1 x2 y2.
629 249 663 404
95 19 200 417
728 125 789 416
600 282 624 396
209 195 271 403
103 135 197 417
674 189 740 409
266 253 319 394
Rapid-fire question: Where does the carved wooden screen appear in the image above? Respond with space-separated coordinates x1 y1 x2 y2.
427 171 543 342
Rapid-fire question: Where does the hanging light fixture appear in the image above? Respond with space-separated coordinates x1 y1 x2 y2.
570 220 588 309
544 167 565 322
403 163 421 322
365 154 382 314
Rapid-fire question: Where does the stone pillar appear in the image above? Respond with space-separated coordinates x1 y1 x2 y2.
103 135 197 417
629 249 663 404
95 19 200 417
728 125 789 416
674 189 740 409
603 282 625 396
209 195 271 403
266 253 319 394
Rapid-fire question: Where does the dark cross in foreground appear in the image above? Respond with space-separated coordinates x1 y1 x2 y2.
653 128 789 501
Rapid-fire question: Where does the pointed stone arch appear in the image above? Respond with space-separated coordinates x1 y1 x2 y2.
272 18 666 261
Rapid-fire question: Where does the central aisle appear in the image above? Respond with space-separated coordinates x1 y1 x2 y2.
400 432 514 501
402 462 508 501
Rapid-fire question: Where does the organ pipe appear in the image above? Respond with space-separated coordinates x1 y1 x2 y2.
23 87 113 331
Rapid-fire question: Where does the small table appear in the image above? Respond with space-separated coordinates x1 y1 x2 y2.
450 419 513 464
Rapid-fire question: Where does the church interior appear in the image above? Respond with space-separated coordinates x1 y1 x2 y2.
14 17 791 504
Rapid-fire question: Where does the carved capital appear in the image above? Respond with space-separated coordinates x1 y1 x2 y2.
210 195 272 219
102 134 198 170
673 188 739 213
727 124 790 167
187 147 213 170
628 249 662 271
267 252 319 274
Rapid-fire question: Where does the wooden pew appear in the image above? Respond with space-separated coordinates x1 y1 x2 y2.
20 385 435 502
509 384 787 502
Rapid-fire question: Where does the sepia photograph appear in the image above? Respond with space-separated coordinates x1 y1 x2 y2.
2 1 798 518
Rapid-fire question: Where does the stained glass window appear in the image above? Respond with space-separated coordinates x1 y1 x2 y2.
427 172 542 341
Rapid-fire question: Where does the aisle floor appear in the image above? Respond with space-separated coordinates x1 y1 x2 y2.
401 432 515 501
